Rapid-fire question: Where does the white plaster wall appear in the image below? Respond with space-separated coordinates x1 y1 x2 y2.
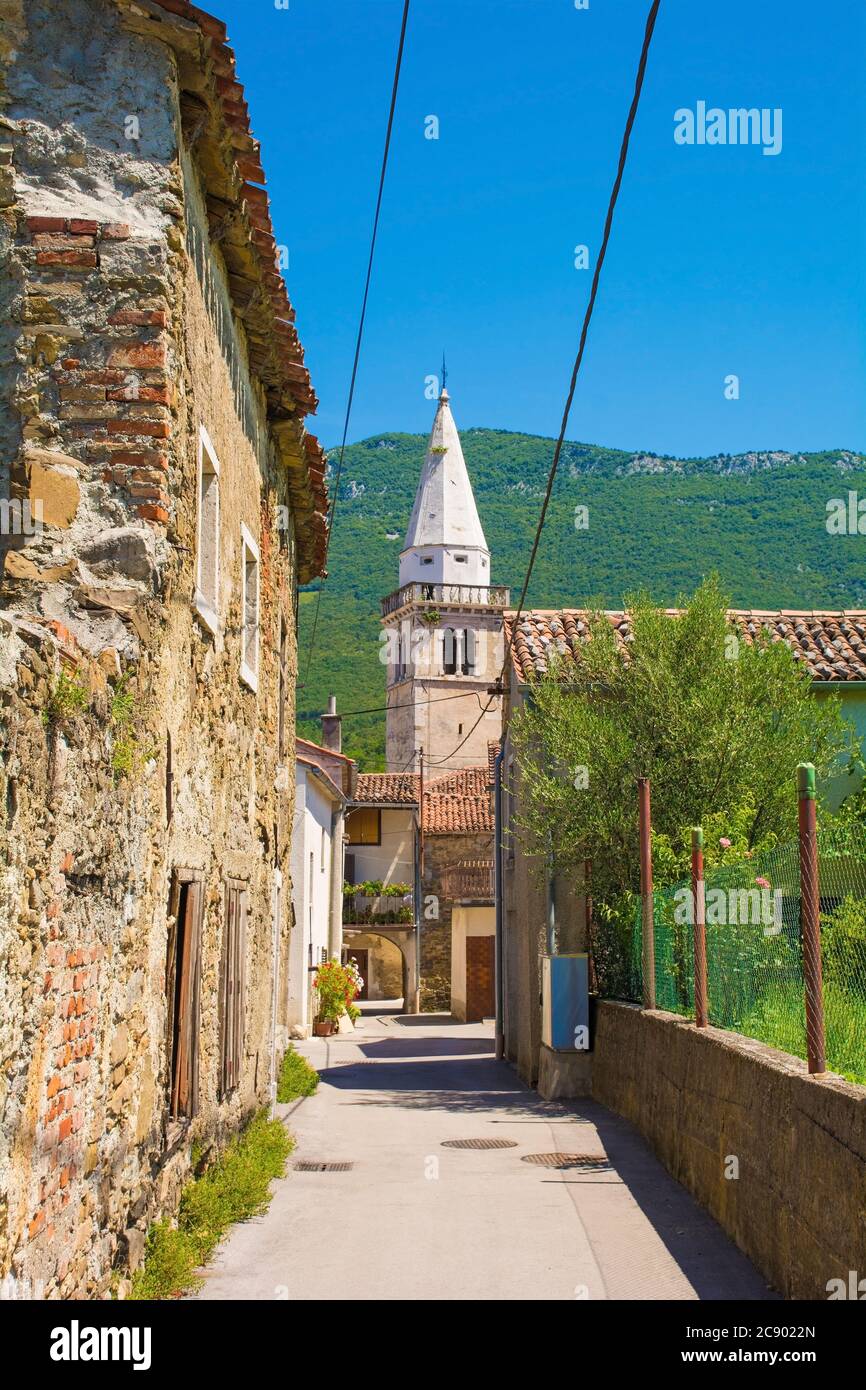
348 808 415 888
288 768 335 1032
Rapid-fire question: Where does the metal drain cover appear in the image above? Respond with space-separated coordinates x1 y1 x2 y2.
441 1138 519 1150
294 1161 354 1172
522 1153 611 1170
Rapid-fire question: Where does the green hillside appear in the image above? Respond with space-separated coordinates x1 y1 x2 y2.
298 430 866 767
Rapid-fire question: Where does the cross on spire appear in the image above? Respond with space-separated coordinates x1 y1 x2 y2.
441 351 447 396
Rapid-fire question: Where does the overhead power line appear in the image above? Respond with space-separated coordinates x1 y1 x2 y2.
501 0 662 681
430 0 661 773
302 0 411 689
299 687 486 722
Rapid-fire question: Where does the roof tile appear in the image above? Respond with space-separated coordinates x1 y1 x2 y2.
424 766 494 834
505 609 866 683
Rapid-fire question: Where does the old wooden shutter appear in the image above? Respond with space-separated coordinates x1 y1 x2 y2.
220 882 247 1096
168 875 204 1120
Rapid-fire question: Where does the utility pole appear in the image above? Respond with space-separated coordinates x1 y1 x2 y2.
413 747 424 1015
638 777 655 1009
797 763 826 1074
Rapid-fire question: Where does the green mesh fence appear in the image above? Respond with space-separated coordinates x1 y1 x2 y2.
632 826 866 1086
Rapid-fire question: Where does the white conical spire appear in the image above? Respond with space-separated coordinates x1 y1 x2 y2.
399 388 490 587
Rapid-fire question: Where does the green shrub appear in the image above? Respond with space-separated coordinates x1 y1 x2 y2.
276 1046 319 1103
128 1110 292 1300
43 671 89 726
822 895 866 996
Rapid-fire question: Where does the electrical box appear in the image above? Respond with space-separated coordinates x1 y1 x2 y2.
541 953 590 1052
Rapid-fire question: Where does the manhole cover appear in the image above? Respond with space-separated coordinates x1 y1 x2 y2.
522 1153 611 1170
441 1138 519 1150
294 1161 354 1172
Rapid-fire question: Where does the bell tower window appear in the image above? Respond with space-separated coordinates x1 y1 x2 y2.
443 627 457 675
462 627 476 675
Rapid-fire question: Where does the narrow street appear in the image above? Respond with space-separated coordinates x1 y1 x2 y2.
196 1005 775 1302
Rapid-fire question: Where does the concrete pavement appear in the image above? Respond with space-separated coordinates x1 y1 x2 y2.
195 1004 776 1301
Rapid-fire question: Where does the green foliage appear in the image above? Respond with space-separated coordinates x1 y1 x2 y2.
128 1111 293 1300
822 895 866 997
298 430 866 764
512 579 856 897
342 879 411 897
738 980 866 1086
43 671 89 726
276 1046 319 1103
108 675 153 779
510 580 857 991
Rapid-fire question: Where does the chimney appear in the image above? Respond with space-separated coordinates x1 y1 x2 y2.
321 693 341 754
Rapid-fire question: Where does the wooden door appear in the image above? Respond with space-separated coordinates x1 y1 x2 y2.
347 948 369 1001
466 935 495 1022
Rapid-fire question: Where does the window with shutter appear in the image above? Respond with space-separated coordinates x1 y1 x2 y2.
166 871 204 1120
442 627 457 675
219 881 248 1097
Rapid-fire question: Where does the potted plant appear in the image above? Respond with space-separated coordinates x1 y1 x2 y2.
313 958 349 1036
313 957 365 1035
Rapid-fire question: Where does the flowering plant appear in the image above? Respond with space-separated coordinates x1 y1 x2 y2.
313 957 362 1023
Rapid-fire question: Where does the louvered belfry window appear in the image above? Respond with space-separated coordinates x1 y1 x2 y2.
219 880 248 1097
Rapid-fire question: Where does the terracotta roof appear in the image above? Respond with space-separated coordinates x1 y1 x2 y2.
122 0 328 580
505 609 866 684
354 773 419 806
424 767 494 834
296 737 354 765
487 740 501 783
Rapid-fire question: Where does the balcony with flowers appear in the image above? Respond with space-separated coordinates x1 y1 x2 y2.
342 880 415 927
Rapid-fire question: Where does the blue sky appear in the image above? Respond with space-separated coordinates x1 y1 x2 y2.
226 0 866 457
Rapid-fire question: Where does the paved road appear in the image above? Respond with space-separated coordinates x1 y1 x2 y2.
196 1005 776 1301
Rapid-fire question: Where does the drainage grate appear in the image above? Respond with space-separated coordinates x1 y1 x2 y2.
441 1138 519 1150
294 1161 354 1172
521 1153 611 1170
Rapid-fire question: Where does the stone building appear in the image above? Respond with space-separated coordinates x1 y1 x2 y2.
422 764 495 1017
380 387 509 773
0 0 328 1297
343 772 420 1009
363 387 504 1012
341 764 496 1016
288 728 354 1036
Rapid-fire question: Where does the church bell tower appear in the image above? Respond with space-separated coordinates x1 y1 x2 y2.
380 387 508 772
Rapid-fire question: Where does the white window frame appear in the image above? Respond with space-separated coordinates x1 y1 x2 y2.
239 522 260 693
195 425 220 636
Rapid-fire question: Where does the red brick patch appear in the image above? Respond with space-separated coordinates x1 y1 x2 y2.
26 216 67 233
137 503 169 524
107 342 167 369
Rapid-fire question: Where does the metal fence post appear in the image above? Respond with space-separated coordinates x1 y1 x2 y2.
797 763 826 1075
691 826 708 1027
638 777 655 1009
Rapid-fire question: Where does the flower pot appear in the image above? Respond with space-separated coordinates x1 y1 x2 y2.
313 1020 335 1037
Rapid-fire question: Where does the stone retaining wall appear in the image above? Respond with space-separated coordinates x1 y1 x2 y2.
593 1001 866 1300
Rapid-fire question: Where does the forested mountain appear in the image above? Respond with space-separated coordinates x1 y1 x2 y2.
298 430 866 767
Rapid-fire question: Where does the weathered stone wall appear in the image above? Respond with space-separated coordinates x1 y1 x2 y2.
593 1001 866 1299
0 0 303 1298
422 829 493 1010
